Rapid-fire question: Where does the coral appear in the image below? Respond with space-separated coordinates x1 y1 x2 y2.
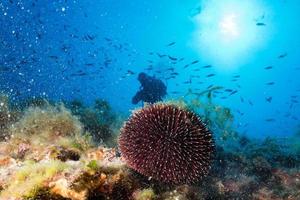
119 103 215 184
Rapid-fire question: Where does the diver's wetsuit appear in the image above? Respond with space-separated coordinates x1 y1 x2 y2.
132 72 167 104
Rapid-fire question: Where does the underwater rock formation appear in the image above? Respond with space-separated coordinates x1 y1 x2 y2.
0 94 19 140
0 104 130 199
66 99 122 147
0 98 299 199
119 103 215 184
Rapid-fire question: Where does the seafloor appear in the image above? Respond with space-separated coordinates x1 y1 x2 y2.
0 94 299 200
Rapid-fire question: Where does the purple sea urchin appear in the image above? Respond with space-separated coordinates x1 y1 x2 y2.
118 103 214 184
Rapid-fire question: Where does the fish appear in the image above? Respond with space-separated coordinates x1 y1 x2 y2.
266 82 275 85
83 34 96 41
278 53 287 59
266 97 272 103
190 6 201 17
225 89 233 92
168 55 178 61
202 65 212 68
233 75 240 78
85 63 94 66
166 67 174 71
256 22 266 26
207 84 214 89
229 90 238 96
206 73 215 77
240 96 244 103
265 118 275 122
170 91 180 94
126 70 135 75
237 110 244 116
104 37 112 42
166 42 176 46
49 55 58 59
193 69 201 71
184 64 190 68
248 100 254 106
157 53 167 58
191 60 199 65
183 79 192 84
71 72 87 76
264 66 273 70
170 72 179 76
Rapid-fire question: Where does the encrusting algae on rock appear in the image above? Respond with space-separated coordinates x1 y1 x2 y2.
0 94 19 141
0 104 130 199
0 103 181 200
0 97 300 199
0 101 215 199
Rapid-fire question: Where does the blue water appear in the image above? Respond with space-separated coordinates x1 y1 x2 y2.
0 0 299 139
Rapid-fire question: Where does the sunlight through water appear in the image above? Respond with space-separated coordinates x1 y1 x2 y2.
219 14 239 39
191 0 270 71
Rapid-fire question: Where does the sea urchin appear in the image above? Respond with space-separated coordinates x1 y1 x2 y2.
118 103 214 184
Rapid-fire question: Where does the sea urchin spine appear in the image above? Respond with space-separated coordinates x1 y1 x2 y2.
118 103 214 184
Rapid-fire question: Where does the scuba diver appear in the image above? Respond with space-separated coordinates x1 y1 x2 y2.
132 72 167 104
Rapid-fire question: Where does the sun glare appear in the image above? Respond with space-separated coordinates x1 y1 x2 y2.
219 14 239 38
191 0 268 71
